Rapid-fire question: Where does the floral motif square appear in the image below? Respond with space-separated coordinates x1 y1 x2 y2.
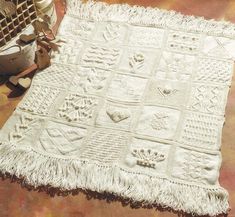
118 48 159 76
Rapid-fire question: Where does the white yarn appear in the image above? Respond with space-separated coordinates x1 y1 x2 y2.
0 1 234 216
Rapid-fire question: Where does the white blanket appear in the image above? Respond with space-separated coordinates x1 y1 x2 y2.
1 0 235 215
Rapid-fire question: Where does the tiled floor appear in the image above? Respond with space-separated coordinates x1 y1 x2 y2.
0 0 235 216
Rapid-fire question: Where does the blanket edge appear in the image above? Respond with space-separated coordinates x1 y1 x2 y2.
66 0 235 39
0 142 229 216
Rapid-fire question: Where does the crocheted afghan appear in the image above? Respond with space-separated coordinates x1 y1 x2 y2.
1 0 235 215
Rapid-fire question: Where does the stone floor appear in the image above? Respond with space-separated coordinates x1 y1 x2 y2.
0 0 234 216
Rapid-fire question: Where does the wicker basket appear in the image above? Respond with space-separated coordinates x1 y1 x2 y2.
0 0 37 48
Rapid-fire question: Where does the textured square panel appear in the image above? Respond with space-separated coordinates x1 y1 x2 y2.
95 100 138 130
57 16 95 39
144 79 189 107
18 84 61 115
123 137 171 175
36 121 87 157
166 31 201 54
188 83 228 115
57 93 98 124
33 64 76 88
1 1 235 216
106 73 148 102
171 147 221 185
195 57 233 84
52 38 84 65
136 106 181 139
178 111 224 150
156 51 195 81
69 67 111 94
118 47 159 76
128 26 165 48
94 22 128 44
80 128 129 163
81 44 121 69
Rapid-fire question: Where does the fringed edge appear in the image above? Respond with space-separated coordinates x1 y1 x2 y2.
65 0 235 38
0 143 229 216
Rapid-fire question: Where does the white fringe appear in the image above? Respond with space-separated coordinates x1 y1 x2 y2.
66 0 235 38
0 1 231 215
0 142 229 216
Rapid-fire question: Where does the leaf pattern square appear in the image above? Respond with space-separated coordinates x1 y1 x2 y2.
93 22 128 44
118 48 159 76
